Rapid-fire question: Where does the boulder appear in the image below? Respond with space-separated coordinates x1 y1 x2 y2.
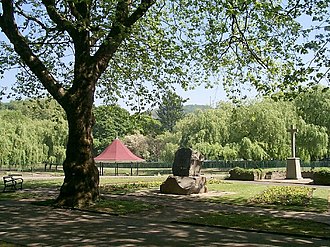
160 176 207 195
172 148 203 176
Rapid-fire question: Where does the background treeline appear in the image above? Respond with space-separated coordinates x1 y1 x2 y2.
1 86 330 169
0 99 67 169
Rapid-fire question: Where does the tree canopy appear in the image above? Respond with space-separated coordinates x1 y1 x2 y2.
1 1 329 103
169 97 329 161
0 99 67 168
2 93 330 165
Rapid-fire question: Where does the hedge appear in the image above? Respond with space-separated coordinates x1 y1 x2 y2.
227 167 263 181
313 168 330 185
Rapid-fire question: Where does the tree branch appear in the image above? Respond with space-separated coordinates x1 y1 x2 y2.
41 0 76 35
42 0 92 88
68 1 84 21
15 4 49 31
67 0 91 21
286 0 301 17
116 0 130 24
232 15 268 69
0 0 66 101
92 0 156 78
125 0 155 27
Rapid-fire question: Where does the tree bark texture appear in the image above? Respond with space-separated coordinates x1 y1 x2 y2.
56 87 99 208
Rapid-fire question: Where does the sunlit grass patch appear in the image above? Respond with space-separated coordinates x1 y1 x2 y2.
178 212 330 239
99 176 166 185
99 181 163 195
206 181 329 212
250 186 314 206
24 179 63 189
206 181 268 205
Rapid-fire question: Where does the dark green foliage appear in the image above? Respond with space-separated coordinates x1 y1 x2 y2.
313 168 330 185
130 113 162 137
92 105 135 155
92 105 162 157
250 186 314 206
156 91 186 132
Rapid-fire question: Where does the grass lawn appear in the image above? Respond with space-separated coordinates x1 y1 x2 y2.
87 198 160 215
99 175 166 185
1 174 329 213
1 176 164 215
207 180 330 212
1 176 329 212
1 174 329 238
33 197 161 215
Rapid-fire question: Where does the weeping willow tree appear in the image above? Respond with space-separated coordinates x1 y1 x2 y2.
0 103 67 169
0 0 329 207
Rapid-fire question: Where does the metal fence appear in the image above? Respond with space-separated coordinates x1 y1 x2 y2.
2 160 329 175
97 162 172 176
203 160 330 170
97 160 330 176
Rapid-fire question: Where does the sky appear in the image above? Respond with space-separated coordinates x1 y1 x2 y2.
175 84 227 107
0 33 225 110
0 66 228 109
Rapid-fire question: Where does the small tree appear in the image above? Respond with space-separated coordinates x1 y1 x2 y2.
93 105 134 155
123 133 150 160
156 91 186 132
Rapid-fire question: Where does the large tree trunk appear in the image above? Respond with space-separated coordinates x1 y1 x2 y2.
56 87 99 208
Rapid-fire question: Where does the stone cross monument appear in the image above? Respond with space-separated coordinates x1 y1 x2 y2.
288 124 297 157
286 124 302 179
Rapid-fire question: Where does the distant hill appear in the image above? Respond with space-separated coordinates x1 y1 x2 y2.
183 104 212 114
151 104 212 118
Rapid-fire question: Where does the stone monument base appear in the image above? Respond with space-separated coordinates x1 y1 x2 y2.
286 157 302 179
160 176 207 195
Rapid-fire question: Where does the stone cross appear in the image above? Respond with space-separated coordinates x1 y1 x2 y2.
287 124 298 158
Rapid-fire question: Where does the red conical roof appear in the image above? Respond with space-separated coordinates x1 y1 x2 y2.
94 138 145 163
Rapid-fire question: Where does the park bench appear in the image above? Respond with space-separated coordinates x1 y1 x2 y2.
2 174 23 192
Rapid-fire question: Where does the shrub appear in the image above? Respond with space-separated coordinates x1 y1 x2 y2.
228 167 263 181
313 168 330 185
250 186 314 206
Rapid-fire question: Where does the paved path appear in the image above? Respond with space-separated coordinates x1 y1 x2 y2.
112 189 330 225
1 188 330 247
1 176 329 246
0 200 329 247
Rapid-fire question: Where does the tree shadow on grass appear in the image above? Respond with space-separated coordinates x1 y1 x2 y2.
1 200 329 247
206 195 329 213
176 211 330 239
